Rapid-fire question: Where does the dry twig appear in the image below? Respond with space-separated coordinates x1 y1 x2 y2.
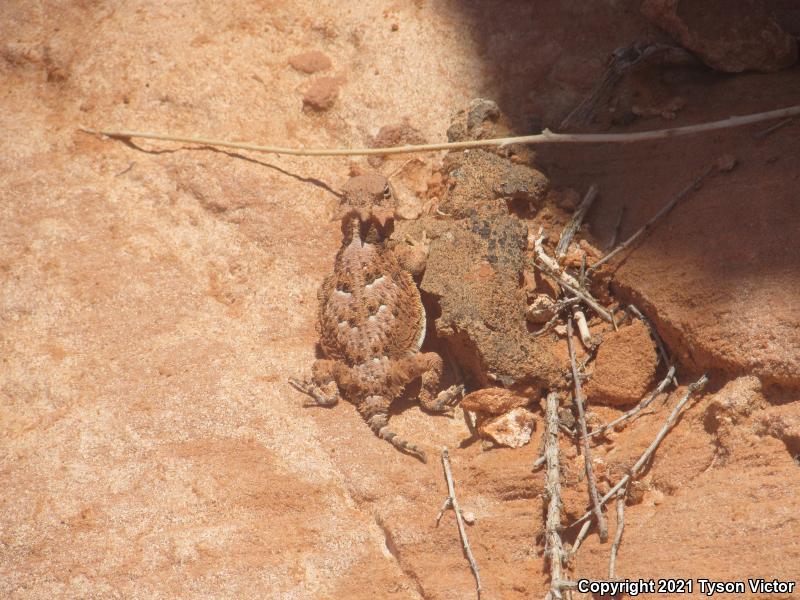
627 304 677 387
549 272 614 324
609 486 627 579
588 365 676 439
589 165 714 273
571 374 709 528
752 117 794 139
572 307 594 350
531 297 581 338
80 104 800 157
543 392 567 600
556 184 599 259
532 229 614 324
570 519 593 560
436 447 482 599
567 318 608 542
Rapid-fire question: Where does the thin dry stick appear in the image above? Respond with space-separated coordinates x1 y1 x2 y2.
567 317 608 542
607 205 625 250
534 229 580 288
588 365 676 439
570 519 593 559
589 165 714 272
608 486 627 579
79 104 800 157
436 447 482 599
556 184 599 258
543 391 566 600
571 374 709 528
627 304 677 387
752 117 794 139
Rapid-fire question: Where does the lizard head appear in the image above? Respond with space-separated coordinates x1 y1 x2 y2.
338 173 397 230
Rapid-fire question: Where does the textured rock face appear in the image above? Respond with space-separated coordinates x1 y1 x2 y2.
439 149 549 217
585 320 658 406
420 210 562 391
641 0 798 72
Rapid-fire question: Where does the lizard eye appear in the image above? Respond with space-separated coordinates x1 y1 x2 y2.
382 183 392 200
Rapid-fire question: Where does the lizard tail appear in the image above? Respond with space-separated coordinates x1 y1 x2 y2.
363 401 427 463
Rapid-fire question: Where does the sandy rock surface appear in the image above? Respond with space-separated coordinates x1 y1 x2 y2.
2 1 800 599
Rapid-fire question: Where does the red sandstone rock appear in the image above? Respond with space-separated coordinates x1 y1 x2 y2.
585 319 658 406
302 76 340 111
641 0 798 72
288 50 332 74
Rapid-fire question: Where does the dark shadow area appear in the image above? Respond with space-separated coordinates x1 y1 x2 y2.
449 0 800 385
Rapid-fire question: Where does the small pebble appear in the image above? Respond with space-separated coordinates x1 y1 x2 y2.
462 511 476 525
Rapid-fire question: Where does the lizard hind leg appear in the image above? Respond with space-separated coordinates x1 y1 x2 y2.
407 352 464 415
360 395 428 463
289 359 342 407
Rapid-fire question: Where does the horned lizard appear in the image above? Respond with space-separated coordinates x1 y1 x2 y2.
290 173 463 462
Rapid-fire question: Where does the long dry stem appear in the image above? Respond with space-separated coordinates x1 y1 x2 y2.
608 487 627 579
437 447 482 599
556 184 598 258
79 105 800 156
567 318 608 542
543 391 566 600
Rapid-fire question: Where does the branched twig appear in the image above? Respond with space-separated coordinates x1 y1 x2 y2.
571 374 709 529
436 447 482 599
543 267 614 324
567 318 608 542
531 297 581 338
609 486 627 579
588 365 676 439
79 104 800 156
588 165 715 273
559 42 698 130
532 229 614 324
556 184 598 259
543 391 566 600
534 229 581 288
